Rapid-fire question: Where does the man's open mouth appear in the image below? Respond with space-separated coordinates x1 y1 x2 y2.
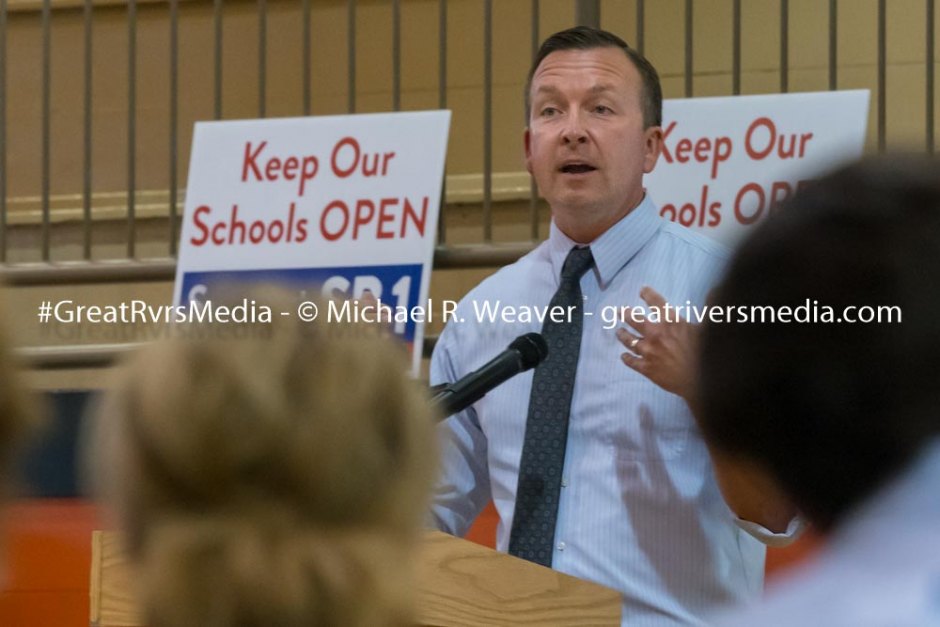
559 163 597 174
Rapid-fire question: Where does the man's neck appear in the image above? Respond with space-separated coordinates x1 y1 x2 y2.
553 192 647 244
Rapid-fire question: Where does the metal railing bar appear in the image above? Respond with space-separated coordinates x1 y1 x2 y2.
483 0 492 242
575 0 598 27
878 0 886 152
1 0 9 262
0 259 178 285
347 0 355 113
829 0 837 90
437 0 446 245
685 0 693 97
127 0 137 257
42 0 51 260
733 0 741 95
0 241 539 287
16 336 442 368
168 0 178 255
83 0 92 259
17 342 145 370
258 0 266 118
213 0 222 119
636 0 644 55
529 0 539 241
393 0 400 111
928 0 935 153
302 0 310 115
780 0 788 93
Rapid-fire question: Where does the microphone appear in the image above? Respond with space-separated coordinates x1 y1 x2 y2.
431 332 548 418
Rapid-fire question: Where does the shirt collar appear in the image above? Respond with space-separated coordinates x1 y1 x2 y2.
547 193 663 287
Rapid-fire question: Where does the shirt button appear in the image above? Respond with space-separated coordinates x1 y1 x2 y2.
557 542 566 551
561 478 568 488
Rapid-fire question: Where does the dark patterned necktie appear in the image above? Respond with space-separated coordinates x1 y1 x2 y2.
508 246 594 567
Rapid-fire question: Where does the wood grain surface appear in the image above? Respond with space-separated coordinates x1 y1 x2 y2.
90 530 620 626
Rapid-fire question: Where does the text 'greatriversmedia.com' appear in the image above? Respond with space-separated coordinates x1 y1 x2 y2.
37 298 901 330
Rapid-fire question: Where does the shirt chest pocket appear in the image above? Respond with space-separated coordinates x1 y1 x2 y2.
590 380 694 461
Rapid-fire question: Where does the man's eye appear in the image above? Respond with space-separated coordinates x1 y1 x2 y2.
594 105 613 114
540 107 559 117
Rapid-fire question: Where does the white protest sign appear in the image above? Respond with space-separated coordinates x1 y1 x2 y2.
174 110 451 372
646 90 869 246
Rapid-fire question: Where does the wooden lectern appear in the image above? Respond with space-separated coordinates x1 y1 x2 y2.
90 530 621 626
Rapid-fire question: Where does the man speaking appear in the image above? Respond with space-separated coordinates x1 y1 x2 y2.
429 26 797 625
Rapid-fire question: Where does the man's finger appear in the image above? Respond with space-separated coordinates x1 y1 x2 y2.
621 352 647 374
640 286 668 309
615 327 643 354
620 306 651 335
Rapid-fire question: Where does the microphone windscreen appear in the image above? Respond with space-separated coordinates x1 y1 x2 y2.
509 332 548 371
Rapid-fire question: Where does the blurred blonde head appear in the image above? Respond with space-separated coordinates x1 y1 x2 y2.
94 293 436 627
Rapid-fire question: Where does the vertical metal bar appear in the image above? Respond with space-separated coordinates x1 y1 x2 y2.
636 0 644 55
684 0 693 97
213 0 222 120
348 0 356 113
169 0 179 255
302 0 311 115
437 0 447 245
83 0 93 259
438 0 447 112
393 0 401 111
829 0 838 90
483 0 492 242
258 0 266 118
41 0 51 261
780 0 789 92
0 0 6 262
878 0 886 152
530 0 540 241
928 0 935 153
575 0 599 27
127 0 137 258
733 0 741 95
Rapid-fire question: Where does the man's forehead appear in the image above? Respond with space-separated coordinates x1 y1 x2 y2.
532 47 634 79
530 48 638 93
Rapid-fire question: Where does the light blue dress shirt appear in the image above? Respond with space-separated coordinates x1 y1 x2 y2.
430 196 772 626
715 438 940 627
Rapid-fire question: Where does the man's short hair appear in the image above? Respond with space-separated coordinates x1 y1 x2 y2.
525 25 663 129
698 156 940 531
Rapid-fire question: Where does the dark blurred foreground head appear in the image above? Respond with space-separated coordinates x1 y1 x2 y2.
92 293 437 627
699 155 940 532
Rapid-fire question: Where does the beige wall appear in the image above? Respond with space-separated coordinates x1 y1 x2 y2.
5 0 938 201
3 0 939 384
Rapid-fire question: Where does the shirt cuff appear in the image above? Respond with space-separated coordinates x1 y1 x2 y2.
734 514 806 547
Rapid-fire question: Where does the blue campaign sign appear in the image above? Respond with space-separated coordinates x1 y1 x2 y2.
179 264 424 343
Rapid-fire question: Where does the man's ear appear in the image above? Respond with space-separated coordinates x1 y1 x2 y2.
524 127 533 174
643 125 664 174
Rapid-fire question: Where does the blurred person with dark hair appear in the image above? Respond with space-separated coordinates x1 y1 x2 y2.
91 298 437 627
697 156 940 625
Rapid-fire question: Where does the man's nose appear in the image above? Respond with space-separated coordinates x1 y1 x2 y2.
561 112 588 144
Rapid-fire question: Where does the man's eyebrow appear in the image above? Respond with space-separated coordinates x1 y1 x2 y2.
533 84 616 96
533 85 562 97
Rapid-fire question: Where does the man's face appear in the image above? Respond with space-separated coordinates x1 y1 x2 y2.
525 47 663 243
